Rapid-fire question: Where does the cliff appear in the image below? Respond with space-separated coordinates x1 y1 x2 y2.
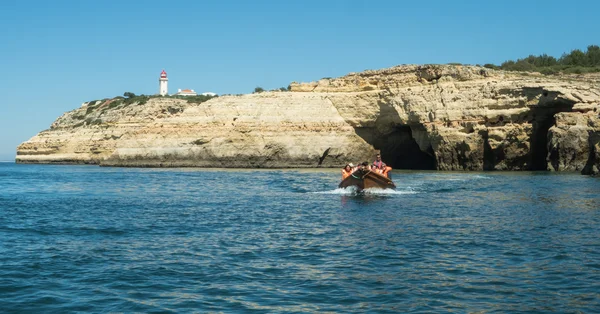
16 65 600 174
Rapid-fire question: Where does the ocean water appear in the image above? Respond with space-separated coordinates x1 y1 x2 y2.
0 163 599 313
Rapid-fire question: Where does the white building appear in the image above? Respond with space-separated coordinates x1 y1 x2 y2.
201 92 217 97
159 70 168 96
176 88 197 96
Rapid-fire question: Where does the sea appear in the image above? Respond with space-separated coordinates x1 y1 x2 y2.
0 162 599 313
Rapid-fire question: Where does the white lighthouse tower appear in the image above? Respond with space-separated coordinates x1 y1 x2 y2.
159 70 168 96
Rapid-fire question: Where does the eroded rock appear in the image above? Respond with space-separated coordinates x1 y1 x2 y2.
16 65 600 174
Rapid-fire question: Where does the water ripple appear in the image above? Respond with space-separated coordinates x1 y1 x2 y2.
0 164 599 312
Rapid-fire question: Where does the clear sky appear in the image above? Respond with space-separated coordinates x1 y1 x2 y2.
0 0 598 161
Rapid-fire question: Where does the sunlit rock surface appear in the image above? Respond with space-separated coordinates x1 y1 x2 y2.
17 65 600 174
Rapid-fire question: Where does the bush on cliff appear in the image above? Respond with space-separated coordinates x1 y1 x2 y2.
125 95 149 106
184 94 217 104
82 93 216 118
488 45 600 75
167 94 217 104
84 117 103 126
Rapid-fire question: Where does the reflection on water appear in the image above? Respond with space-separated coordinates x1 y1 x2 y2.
0 164 599 312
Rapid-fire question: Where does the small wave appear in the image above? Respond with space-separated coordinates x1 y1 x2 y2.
313 187 359 195
362 188 417 195
430 187 466 193
428 174 492 181
312 187 417 195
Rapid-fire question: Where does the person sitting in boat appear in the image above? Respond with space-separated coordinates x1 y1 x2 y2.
372 154 392 177
341 163 355 179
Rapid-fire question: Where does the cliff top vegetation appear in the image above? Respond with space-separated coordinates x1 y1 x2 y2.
483 45 600 75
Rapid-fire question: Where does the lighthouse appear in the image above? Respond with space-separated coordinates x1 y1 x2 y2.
159 70 168 96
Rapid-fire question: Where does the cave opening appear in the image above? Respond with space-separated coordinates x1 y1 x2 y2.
529 111 555 170
355 125 437 170
528 102 574 170
482 131 496 171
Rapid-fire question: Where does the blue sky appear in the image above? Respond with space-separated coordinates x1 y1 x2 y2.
0 0 598 161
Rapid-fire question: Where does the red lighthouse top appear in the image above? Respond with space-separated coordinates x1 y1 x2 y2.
160 70 167 78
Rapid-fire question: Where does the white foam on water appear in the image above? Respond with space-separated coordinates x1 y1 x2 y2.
362 188 418 195
313 187 359 194
427 174 492 182
312 186 417 195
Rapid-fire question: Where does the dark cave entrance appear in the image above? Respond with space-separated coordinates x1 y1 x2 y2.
482 131 496 171
528 101 574 171
529 110 556 170
355 125 437 170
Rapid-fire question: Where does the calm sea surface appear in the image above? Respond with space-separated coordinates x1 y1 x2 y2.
0 162 599 313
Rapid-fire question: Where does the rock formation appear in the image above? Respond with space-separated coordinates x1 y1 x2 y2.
16 65 600 174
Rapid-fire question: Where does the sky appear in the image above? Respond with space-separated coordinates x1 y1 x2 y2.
0 0 598 161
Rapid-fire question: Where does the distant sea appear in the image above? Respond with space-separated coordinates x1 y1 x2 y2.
1 163 599 312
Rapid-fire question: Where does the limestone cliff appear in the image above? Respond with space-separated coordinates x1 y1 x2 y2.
16 65 600 174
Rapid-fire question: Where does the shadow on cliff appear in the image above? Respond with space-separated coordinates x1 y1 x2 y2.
482 88 576 171
581 131 599 175
353 102 437 170
353 88 579 172
529 90 576 170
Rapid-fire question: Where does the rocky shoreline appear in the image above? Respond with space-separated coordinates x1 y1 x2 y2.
16 65 600 175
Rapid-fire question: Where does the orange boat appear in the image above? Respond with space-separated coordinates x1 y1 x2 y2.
338 169 396 190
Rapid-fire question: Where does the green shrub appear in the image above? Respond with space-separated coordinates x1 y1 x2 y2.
487 45 600 74
185 94 217 104
539 68 559 75
121 95 149 106
86 105 97 115
254 87 265 93
565 66 584 74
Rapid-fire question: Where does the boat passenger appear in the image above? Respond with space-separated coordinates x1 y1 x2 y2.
372 154 392 177
341 163 355 179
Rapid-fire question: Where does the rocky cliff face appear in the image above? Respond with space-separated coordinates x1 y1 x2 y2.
16 65 600 174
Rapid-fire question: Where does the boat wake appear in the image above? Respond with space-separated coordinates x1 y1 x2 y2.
312 187 417 195
362 188 417 195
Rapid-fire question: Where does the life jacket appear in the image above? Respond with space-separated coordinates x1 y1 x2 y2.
341 169 352 179
373 160 385 170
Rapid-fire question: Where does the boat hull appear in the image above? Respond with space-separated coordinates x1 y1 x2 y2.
338 169 396 190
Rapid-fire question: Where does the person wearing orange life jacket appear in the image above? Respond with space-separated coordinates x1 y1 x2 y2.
341 163 355 180
372 153 392 178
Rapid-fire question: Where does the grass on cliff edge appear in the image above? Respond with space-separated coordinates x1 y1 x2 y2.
59 93 218 129
83 93 218 115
